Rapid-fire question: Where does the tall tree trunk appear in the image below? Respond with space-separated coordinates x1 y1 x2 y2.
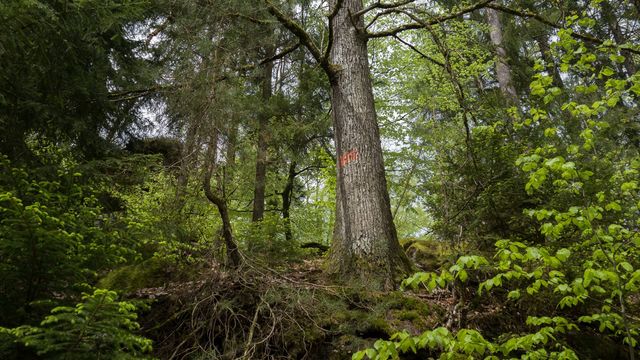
281 161 296 242
252 49 275 222
325 0 411 290
204 131 241 268
485 8 519 105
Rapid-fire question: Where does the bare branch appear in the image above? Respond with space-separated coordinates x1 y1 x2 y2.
145 16 174 45
367 0 494 38
323 0 345 64
294 164 325 176
393 35 445 67
352 0 415 19
259 42 300 65
107 84 177 102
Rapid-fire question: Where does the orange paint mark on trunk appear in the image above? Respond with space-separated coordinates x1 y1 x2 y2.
338 149 358 167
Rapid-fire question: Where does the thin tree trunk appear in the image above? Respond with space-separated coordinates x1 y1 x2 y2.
176 121 201 209
325 0 412 290
252 48 275 222
281 161 296 242
485 8 519 105
224 122 238 194
204 131 241 268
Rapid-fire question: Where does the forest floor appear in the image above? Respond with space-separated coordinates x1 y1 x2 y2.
128 257 414 359
125 251 504 360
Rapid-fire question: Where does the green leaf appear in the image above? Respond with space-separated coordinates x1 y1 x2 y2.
365 348 377 359
352 351 366 360
600 67 615 77
621 182 637 191
618 262 633 273
556 249 571 262
609 54 625 63
605 202 621 212
458 269 468 282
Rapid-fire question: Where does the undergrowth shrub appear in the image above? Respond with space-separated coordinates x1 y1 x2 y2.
1 289 153 360
0 152 134 325
239 213 305 264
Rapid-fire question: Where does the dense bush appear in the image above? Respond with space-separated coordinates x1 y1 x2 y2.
0 153 134 325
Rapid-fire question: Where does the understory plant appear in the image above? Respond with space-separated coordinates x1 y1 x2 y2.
2 289 153 359
0 148 135 325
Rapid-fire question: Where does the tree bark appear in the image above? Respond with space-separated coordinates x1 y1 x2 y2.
281 161 296 242
484 8 519 105
204 131 241 268
176 120 201 210
224 122 238 193
324 0 412 290
252 48 275 222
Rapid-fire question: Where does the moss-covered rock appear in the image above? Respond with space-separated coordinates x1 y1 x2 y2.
98 257 191 292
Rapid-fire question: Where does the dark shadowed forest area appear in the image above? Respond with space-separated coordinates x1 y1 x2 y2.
1 0 640 359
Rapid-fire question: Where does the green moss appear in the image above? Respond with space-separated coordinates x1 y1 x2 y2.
98 257 179 292
396 310 420 321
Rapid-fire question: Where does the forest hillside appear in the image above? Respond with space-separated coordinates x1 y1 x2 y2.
1 0 639 359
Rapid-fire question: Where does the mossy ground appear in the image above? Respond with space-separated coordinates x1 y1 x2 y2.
100 253 449 359
97 257 203 293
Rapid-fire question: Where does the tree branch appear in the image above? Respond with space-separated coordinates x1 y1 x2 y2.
393 35 444 67
259 42 300 65
323 0 345 65
107 84 177 102
367 0 494 38
264 0 325 67
294 164 326 176
352 0 415 19
145 16 174 45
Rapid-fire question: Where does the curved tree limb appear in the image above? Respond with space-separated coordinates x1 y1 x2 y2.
264 0 327 71
367 0 494 38
352 0 416 19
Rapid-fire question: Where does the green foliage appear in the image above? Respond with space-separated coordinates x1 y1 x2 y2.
0 154 134 325
98 258 178 293
356 12 640 359
353 320 580 360
2 289 153 359
240 213 305 263
0 0 155 159
112 171 217 263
